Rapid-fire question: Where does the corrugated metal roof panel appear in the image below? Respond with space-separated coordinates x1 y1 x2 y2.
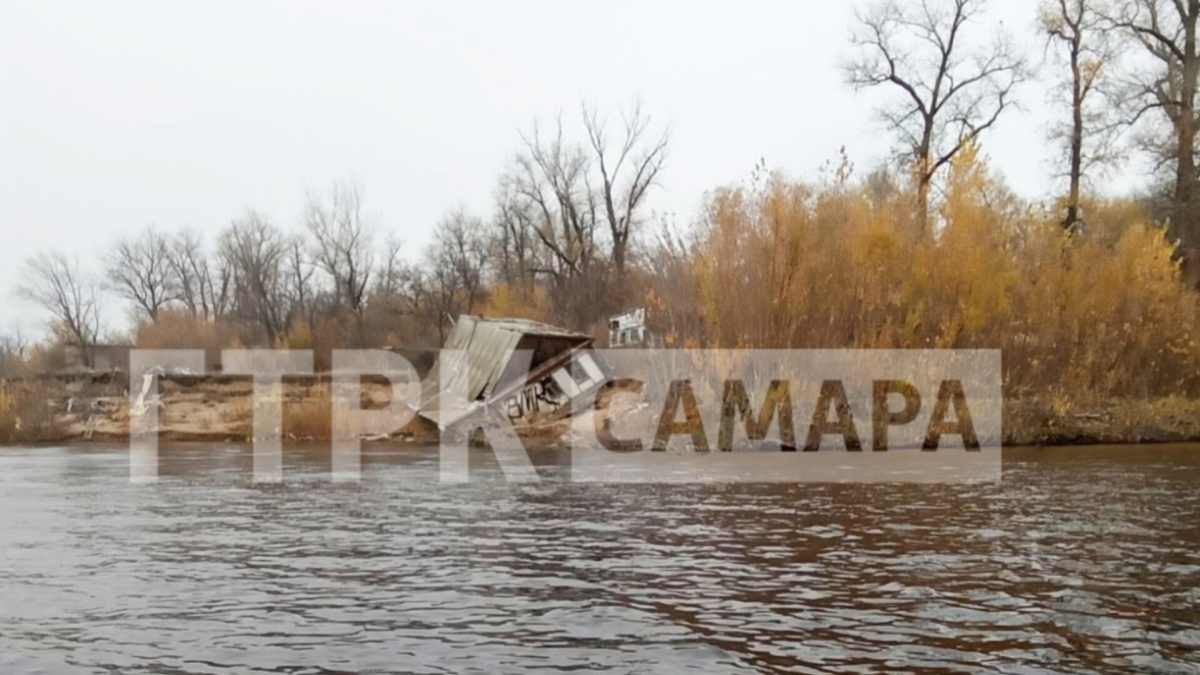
418 316 593 427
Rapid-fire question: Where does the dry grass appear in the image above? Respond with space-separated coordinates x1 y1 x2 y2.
651 146 1200 404
0 380 68 444
1004 396 1200 445
282 383 332 440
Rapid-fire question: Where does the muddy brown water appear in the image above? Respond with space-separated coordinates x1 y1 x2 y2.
1 444 1199 674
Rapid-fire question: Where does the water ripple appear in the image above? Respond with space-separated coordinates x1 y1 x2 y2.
0 444 1199 673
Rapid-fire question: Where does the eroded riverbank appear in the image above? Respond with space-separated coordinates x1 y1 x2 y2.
3 374 1200 448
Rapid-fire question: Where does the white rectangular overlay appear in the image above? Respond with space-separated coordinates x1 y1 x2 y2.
568 350 1001 483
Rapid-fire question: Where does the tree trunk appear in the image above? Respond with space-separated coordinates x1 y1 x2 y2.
1175 119 1199 284
1176 5 1200 285
1065 42 1084 233
915 129 933 238
76 334 93 370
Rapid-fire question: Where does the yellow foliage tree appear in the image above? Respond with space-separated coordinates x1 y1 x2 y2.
480 284 551 322
678 146 1200 401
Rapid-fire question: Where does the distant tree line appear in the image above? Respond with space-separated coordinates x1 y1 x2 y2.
11 102 668 369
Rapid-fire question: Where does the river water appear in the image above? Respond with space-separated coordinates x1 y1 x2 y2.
1 444 1199 674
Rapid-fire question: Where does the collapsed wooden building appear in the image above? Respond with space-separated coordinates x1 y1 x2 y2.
417 316 606 429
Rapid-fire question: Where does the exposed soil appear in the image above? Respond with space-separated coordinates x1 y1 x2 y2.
5 375 1200 449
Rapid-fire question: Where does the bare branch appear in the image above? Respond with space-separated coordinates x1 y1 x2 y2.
844 0 1027 231
16 252 101 368
305 179 375 316
105 225 177 321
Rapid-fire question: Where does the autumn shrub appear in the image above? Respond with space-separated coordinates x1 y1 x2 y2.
135 311 242 371
281 379 421 441
672 146 1200 403
282 383 332 440
216 381 333 440
481 283 551 322
0 380 65 444
282 320 314 350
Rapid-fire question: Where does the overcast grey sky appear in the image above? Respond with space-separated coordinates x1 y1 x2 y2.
2 0 1110 336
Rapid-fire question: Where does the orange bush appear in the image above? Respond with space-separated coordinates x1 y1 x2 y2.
135 310 242 371
671 146 1200 400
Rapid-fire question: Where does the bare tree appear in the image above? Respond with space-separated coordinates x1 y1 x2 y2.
1042 0 1120 232
582 101 669 274
16 252 101 368
393 261 446 342
304 180 374 316
492 177 540 291
503 116 629 327
168 227 229 321
374 234 405 297
510 117 600 283
0 329 28 359
105 225 177 321
0 328 29 378
1104 0 1200 281
426 256 461 343
219 211 289 343
284 235 317 333
433 210 490 317
845 0 1026 233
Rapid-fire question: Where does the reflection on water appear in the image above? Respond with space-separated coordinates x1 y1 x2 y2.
1 444 1199 674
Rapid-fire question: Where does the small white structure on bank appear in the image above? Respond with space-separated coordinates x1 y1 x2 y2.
608 308 657 348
